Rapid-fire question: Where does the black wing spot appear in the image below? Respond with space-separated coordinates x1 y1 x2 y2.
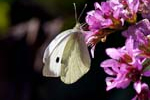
56 57 60 63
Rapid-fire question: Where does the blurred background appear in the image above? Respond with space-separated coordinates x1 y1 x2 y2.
0 0 135 100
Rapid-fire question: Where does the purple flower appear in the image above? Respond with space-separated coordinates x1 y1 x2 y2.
132 83 150 100
84 0 150 98
100 37 150 91
85 1 126 32
111 0 140 23
122 19 150 58
86 2 113 31
83 31 99 58
105 37 140 65
103 62 130 91
126 0 139 14
85 0 140 48
100 37 140 90
137 35 150 58
83 29 112 57
122 19 150 38
85 1 127 55
139 0 150 19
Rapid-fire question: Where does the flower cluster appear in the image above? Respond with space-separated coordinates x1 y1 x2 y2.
85 0 139 46
85 0 150 99
85 0 150 57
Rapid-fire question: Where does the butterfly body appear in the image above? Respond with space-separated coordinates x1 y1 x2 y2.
43 23 91 84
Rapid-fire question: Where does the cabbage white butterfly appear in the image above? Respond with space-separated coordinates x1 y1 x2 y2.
42 4 91 84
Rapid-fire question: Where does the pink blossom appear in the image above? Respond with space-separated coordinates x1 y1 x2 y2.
100 37 150 91
85 0 140 51
122 19 150 58
86 1 126 32
86 2 113 31
132 83 150 100
110 0 140 23
139 0 150 19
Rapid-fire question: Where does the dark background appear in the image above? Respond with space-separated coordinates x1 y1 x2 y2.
0 0 135 100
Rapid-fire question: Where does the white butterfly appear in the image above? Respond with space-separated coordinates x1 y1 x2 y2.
42 3 91 84
42 22 91 84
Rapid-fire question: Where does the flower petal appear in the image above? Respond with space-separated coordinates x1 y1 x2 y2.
143 71 150 77
115 74 130 89
100 59 118 67
106 48 122 60
106 77 116 91
94 2 101 10
134 81 142 94
91 46 95 58
103 67 116 75
125 36 134 56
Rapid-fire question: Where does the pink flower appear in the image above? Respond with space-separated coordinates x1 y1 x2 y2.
126 0 139 14
111 0 140 23
103 62 131 91
100 37 139 90
85 1 126 56
100 37 150 91
83 29 112 57
122 19 150 38
86 2 113 31
137 34 150 58
139 0 150 19
86 1 126 32
132 83 150 100
85 0 140 50
122 19 150 58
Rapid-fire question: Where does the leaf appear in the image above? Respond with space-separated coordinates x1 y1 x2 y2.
142 58 150 72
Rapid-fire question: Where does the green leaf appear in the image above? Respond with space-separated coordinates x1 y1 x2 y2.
142 58 150 72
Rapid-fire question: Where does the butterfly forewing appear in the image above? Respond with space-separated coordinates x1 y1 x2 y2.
43 30 72 77
43 29 73 61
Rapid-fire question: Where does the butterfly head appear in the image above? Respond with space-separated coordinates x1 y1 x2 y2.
73 22 81 30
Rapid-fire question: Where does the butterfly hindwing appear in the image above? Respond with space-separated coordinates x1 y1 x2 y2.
60 30 91 84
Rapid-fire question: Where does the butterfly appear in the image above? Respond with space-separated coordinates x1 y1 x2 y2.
42 4 91 84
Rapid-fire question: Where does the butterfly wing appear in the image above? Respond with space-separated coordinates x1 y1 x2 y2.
43 29 72 77
60 30 91 84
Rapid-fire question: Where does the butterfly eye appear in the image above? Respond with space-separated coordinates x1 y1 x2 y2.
56 57 60 63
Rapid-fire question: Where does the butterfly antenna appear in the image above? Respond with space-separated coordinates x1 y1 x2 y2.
81 23 87 28
77 4 87 22
73 3 78 23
